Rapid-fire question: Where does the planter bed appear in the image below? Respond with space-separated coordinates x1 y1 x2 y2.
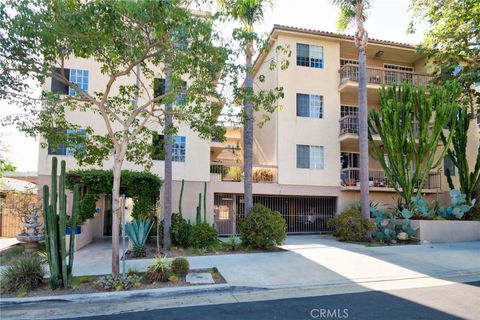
125 242 285 260
0 268 225 299
409 220 480 243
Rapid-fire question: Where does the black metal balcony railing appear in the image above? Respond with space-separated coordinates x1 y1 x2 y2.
210 163 277 183
339 116 429 138
339 64 433 87
341 168 441 190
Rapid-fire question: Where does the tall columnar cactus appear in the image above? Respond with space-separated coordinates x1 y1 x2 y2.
203 182 207 223
196 193 201 225
178 179 184 217
43 157 79 289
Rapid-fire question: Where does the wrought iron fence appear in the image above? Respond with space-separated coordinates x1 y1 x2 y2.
214 193 337 235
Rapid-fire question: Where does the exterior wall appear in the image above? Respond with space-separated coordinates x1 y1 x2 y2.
275 33 342 187
253 39 279 165
38 57 211 182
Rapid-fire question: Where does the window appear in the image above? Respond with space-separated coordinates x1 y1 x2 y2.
153 78 186 105
384 64 414 84
340 152 359 169
154 78 166 99
51 68 89 96
444 155 456 177
51 68 70 95
296 43 324 68
68 69 89 96
340 105 358 118
296 145 324 169
173 29 189 51
47 129 86 156
152 134 186 162
340 59 358 66
296 94 323 118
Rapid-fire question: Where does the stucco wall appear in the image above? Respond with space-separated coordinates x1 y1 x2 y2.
38 56 211 182
275 33 341 187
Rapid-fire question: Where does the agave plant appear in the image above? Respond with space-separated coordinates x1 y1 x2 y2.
125 218 153 257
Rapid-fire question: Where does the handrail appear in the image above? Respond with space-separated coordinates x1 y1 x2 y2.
339 63 431 77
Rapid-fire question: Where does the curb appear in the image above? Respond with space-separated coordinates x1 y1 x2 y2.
0 283 261 306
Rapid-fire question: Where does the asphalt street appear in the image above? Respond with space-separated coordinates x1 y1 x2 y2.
61 281 480 320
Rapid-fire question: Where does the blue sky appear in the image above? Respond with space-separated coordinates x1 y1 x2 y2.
0 0 424 172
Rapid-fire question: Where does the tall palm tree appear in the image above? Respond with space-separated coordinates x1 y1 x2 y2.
333 0 370 220
219 0 272 216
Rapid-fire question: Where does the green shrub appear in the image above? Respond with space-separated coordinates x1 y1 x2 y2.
328 208 375 242
78 193 97 224
189 223 218 248
0 254 45 293
170 213 192 248
238 204 286 249
145 255 171 283
171 257 189 277
94 274 142 291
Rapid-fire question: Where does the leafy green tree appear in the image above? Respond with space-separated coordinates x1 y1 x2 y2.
409 0 479 116
368 82 461 207
410 0 480 204
0 0 227 277
218 0 289 215
333 0 370 220
0 133 16 180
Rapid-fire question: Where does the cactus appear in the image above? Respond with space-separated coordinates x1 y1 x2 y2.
410 196 435 217
439 189 476 219
178 179 184 217
400 208 417 237
43 157 79 289
196 193 201 224
203 182 207 223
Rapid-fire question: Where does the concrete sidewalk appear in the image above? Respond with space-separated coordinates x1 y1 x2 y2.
73 235 480 291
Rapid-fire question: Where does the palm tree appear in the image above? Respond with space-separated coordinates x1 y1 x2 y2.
218 0 272 216
333 0 370 220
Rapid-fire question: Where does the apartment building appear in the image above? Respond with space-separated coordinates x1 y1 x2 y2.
210 25 476 235
38 25 477 247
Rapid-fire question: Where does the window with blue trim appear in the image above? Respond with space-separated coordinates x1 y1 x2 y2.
47 129 86 156
296 43 324 69
69 69 89 96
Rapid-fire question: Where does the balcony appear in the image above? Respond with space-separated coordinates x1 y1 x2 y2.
210 163 277 183
340 168 441 192
339 115 425 144
338 64 433 94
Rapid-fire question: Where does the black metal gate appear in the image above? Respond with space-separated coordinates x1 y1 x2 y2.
214 193 336 235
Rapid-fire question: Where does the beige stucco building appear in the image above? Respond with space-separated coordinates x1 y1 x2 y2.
38 25 479 248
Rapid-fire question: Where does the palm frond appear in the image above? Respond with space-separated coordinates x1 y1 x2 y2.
332 0 370 32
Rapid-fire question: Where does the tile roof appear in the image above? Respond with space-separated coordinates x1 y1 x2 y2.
272 24 417 49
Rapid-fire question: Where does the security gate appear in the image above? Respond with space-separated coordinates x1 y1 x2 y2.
214 193 337 235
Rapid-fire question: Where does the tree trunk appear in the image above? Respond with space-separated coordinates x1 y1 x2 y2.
358 47 370 220
163 67 172 249
111 155 123 278
243 40 254 216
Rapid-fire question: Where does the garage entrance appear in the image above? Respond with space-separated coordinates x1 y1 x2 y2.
214 193 337 235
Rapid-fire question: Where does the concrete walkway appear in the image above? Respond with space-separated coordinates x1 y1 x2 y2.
73 235 480 292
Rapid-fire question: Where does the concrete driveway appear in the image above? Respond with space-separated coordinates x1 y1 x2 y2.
73 235 480 293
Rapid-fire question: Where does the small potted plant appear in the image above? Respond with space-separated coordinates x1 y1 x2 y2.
66 216 82 235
